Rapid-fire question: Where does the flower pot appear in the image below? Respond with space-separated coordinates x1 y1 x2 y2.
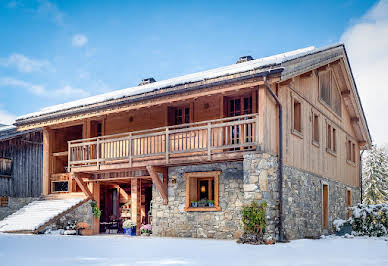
123 228 131 235
131 226 137 236
208 203 214 207
191 202 198 207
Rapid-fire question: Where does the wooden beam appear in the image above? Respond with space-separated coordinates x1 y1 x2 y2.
72 173 93 199
131 178 141 236
86 176 151 182
146 165 168 205
42 127 52 196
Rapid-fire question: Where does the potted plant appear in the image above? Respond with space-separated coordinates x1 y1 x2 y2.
122 220 137 236
198 199 208 207
191 201 198 207
140 224 152 236
208 200 215 207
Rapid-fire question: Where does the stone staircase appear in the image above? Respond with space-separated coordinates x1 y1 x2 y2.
0 194 88 233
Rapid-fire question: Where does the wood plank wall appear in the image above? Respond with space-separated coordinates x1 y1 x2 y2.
0 131 43 197
263 71 360 187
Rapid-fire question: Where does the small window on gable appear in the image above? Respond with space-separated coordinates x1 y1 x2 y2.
184 171 221 211
292 96 302 136
319 70 342 117
312 111 319 145
347 139 357 164
326 123 337 154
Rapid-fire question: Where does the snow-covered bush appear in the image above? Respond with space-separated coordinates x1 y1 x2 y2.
334 204 388 237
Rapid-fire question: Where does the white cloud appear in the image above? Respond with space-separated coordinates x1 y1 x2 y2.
0 77 89 99
341 0 388 146
0 109 17 125
0 54 53 73
72 34 88 47
36 0 64 26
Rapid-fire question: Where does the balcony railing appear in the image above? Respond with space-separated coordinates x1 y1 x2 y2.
68 113 259 171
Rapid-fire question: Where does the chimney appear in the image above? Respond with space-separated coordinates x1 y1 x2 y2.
139 77 156 86
236 55 254 64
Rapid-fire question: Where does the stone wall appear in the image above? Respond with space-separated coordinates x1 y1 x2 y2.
42 200 93 232
243 153 361 240
0 197 38 220
282 165 360 239
152 161 244 239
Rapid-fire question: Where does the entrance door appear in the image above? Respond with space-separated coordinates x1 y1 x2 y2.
322 184 329 229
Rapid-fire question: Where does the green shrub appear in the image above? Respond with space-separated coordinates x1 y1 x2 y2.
241 200 267 235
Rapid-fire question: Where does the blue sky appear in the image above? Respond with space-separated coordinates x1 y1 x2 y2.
1 0 387 144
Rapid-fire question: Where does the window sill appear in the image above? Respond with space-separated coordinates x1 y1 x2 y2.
184 206 221 212
291 129 303 139
326 148 337 157
312 141 320 148
346 160 356 167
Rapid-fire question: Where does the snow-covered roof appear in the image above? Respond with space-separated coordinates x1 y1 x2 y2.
17 45 325 122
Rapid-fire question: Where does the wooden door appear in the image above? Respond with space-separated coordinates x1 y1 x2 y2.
322 184 329 229
347 190 351 218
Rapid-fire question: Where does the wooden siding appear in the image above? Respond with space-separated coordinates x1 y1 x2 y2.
0 131 43 197
262 69 360 187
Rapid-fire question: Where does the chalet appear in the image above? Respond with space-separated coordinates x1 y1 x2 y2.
0 125 42 220
3 44 371 240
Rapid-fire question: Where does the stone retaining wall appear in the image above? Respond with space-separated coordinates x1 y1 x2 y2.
0 197 38 221
152 161 244 239
42 200 93 232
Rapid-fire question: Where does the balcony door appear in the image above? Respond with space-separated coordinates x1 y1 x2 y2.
226 95 253 147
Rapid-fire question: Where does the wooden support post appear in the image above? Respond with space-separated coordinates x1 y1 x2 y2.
92 182 100 234
146 166 168 205
131 178 141 236
42 127 52 196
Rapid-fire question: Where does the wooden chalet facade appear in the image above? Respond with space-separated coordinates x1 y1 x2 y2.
14 44 371 240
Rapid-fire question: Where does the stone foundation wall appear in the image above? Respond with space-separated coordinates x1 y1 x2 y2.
152 162 244 239
282 165 360 239
42 200 93 232
0 197 38 221
243 153 361 240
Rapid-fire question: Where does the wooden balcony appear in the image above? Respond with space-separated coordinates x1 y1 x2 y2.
68 113 260 173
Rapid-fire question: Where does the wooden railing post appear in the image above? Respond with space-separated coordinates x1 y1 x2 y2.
207 122 211 160
96 138 100 170
67 141 71 173
256 114 260 151
129 132 132 167
166 128 169 164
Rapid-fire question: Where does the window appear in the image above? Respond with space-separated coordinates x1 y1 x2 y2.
184 171 221 211
326 123 336 154
0 158 12 178
346 189 352 219
322 183 329 229
51 181 69 193
227 95 252 117
292 96 302 136
0 196 8 207
168 106 190 126
312 111 319 145
319 70 342 117
347 139 356 164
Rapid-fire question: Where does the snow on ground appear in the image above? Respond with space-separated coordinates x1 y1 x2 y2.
0 234 387 266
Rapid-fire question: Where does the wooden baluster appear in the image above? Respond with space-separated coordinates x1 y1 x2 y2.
207 122 211 160
166 128 169 164
129 133 132 167
97 138 100 170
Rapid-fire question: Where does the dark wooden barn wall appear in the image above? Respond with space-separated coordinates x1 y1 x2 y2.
0 132 43 197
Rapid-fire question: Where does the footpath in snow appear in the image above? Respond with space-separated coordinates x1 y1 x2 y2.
0 234 387 266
